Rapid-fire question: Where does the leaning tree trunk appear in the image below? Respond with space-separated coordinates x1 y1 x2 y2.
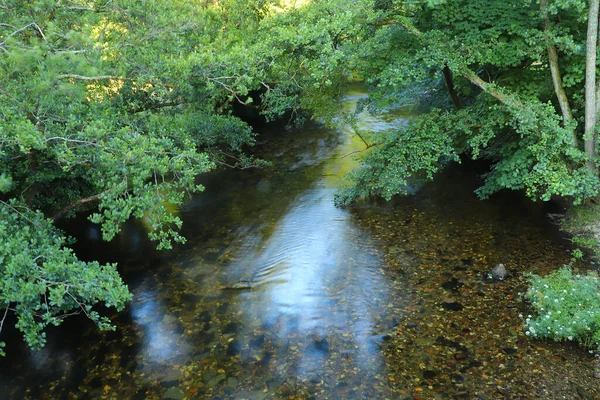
584 0 599 171
541 0 577 147
442 65 463 110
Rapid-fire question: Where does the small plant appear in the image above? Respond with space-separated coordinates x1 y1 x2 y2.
523 266 600 350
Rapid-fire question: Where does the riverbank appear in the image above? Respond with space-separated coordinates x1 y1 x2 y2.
562 203 600 263
352 165 600 399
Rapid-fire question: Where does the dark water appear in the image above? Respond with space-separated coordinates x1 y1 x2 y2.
0 89 598 399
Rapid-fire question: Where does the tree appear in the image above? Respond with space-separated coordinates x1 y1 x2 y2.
0 0 371 354
335 0 600 206
0 0 273 352
585 0 599 171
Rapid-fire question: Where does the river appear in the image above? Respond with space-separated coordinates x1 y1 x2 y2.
0 88 599 399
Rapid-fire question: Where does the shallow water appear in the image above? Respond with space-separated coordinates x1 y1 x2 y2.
0 88 598 399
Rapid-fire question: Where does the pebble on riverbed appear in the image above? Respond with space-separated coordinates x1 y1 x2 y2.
487 263 507 281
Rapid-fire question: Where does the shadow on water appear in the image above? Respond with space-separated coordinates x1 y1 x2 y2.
1 87 598 399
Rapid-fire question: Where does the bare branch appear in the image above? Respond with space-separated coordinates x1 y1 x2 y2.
0 303 10 336
0 22 46 47
65 291 97 326
52 49 88 55
207 76 247 104
45 136 100 146
340 143 378 159
58 0 113 11
56 73 122 81
462 71 523 108
64 5 94 10
31 23 46 42
56 74 176 89
0 200 35 224
50 192 106 221
381 19 528 111
128 100 187 114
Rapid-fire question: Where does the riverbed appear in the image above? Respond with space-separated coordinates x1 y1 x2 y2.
0 88 598 399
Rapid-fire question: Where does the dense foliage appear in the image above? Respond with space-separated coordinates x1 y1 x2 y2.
0 0 368 351
336 0 600 205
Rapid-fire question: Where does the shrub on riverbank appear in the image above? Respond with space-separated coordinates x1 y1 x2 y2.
561 203 600 261
523 266 600 350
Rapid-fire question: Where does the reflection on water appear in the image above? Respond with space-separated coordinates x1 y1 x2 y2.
132 281 189 363
0 89 410 399
228 183 395 390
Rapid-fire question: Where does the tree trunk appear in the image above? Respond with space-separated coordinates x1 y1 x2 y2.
585 0 599 171
541 0 576 147
548 46 575 128
442 65 462 110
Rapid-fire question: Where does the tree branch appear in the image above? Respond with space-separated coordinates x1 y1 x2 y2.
462 71 523 108
340 143 378 159
50 192 105 220
0 22 46 47
56 74 122 81
0 303 10 336
128 100 187 114
56 74 176 89
442 65 462 110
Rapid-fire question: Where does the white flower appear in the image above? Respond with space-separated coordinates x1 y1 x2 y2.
554 299 559 303
568 336 573 341
526 331 530 336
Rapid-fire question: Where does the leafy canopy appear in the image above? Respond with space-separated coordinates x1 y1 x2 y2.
335 0 600 205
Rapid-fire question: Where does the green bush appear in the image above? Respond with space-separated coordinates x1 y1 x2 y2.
523 266 600 350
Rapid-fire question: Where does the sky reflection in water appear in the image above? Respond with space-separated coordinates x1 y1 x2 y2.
0 89 412 399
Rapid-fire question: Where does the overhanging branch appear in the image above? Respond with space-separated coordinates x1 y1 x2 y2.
50 192 106 221
55 74 176 89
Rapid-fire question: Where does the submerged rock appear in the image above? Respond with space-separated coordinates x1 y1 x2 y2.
441 301 464 311
373 333 393 346
220 280 253 290
442 277 463 291
423 370 437 379
488 263 507 281
163 387 184 400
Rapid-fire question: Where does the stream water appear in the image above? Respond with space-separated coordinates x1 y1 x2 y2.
1 88 599 399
